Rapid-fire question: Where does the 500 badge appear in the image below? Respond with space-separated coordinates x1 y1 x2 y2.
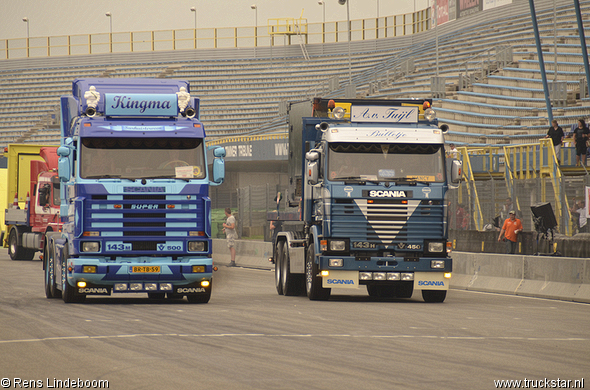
157 242 183 251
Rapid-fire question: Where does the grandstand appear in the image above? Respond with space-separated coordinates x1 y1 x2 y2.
0 0 589 149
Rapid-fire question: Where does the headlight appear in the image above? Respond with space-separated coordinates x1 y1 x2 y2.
428 242 445 253
188 241 206 252
424 108 436 121
81 242 100 252
431 260 445 269
329 240 346 251
328 259 343 267
359 272 373 280
373 272 386 281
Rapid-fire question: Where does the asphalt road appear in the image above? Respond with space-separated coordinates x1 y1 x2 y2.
0 253 588 390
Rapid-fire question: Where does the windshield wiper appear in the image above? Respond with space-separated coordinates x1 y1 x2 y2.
85 175 134 181
389 177 431 186
139 175 191 182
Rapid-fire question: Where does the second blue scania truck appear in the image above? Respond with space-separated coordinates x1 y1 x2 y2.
44 78 225 303
273 98 462 302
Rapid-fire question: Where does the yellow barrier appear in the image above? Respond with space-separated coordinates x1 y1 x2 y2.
1 9 430 60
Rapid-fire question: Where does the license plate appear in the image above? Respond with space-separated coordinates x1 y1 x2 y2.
131 266 161 273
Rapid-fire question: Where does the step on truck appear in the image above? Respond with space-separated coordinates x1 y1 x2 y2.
272 98 462 302
3 144 62 261
47 78 225 303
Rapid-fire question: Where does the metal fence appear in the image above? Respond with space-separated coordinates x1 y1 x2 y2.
1 9 429 60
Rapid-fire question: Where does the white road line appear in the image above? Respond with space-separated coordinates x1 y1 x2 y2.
1 333 588 345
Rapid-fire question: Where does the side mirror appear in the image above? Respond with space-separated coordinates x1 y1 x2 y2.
307 161 319 185
210 147 225 186
57 145 71 157
58 157 71 181
451 160 462 184
213 146 226 158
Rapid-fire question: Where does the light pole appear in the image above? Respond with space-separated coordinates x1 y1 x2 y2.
105 12 112 53
251 4 257 58
338 0 352 84
191 6 197 48
318 1 326 48
22 17 29 57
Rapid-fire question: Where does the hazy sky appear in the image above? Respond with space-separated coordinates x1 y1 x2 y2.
1 0 430 40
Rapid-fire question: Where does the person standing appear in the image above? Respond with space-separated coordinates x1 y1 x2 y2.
222 207 237 267
545 119 564 164
498 210 523 254
573 119 589 167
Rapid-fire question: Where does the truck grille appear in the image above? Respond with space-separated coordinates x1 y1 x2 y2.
331 198 443 245
86 194 205 253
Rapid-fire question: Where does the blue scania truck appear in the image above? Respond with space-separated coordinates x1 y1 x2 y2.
273 98 462 302
44 78 225 303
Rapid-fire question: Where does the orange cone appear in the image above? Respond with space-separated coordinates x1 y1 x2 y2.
12 192 19 209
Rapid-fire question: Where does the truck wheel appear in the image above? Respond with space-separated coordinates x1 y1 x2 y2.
275 241 284 295
281 242 304 296
186 284 211 303
44 239 60 298
422 290 447 303
305 244 330 301
8 228 35 261
62 245 85 303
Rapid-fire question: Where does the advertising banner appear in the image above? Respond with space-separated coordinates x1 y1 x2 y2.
459 0 482 18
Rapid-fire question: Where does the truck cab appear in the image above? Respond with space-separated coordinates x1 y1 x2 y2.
274 98 462 302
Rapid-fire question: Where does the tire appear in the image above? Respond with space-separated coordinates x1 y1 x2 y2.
281 242 304 296
8 228 35 261
148 293 166 300
305 243 330 301
275 241 284 295
422 290 447 303
62 245 85 303
186 283 212 304
44 239 60 298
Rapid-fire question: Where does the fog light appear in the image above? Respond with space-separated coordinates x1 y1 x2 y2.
130 283 143 291
328 259 343 267
160 283 173 291
192 265 206 273
83 265 97 273
329 240 346 251
359 272 372 280
77 281 87 288
373 272 386 281
145 283 158 291
81 242 100 252
444 272 452 279
387 272 400 281
401 273 414 281
188 241 206 252
114 283 128 291
320 270 329 277
201 280 210 287
333 106 346 119
431 260 445 269
424 108 436 121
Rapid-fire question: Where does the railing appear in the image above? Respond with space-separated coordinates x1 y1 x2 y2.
0 9 429 60
455 139 590 235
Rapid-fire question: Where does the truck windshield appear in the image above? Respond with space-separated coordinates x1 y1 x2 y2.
328 143 446 183
80 137 206 180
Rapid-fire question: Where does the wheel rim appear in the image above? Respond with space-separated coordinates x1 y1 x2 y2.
9 231 17 256
305 250 313 293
